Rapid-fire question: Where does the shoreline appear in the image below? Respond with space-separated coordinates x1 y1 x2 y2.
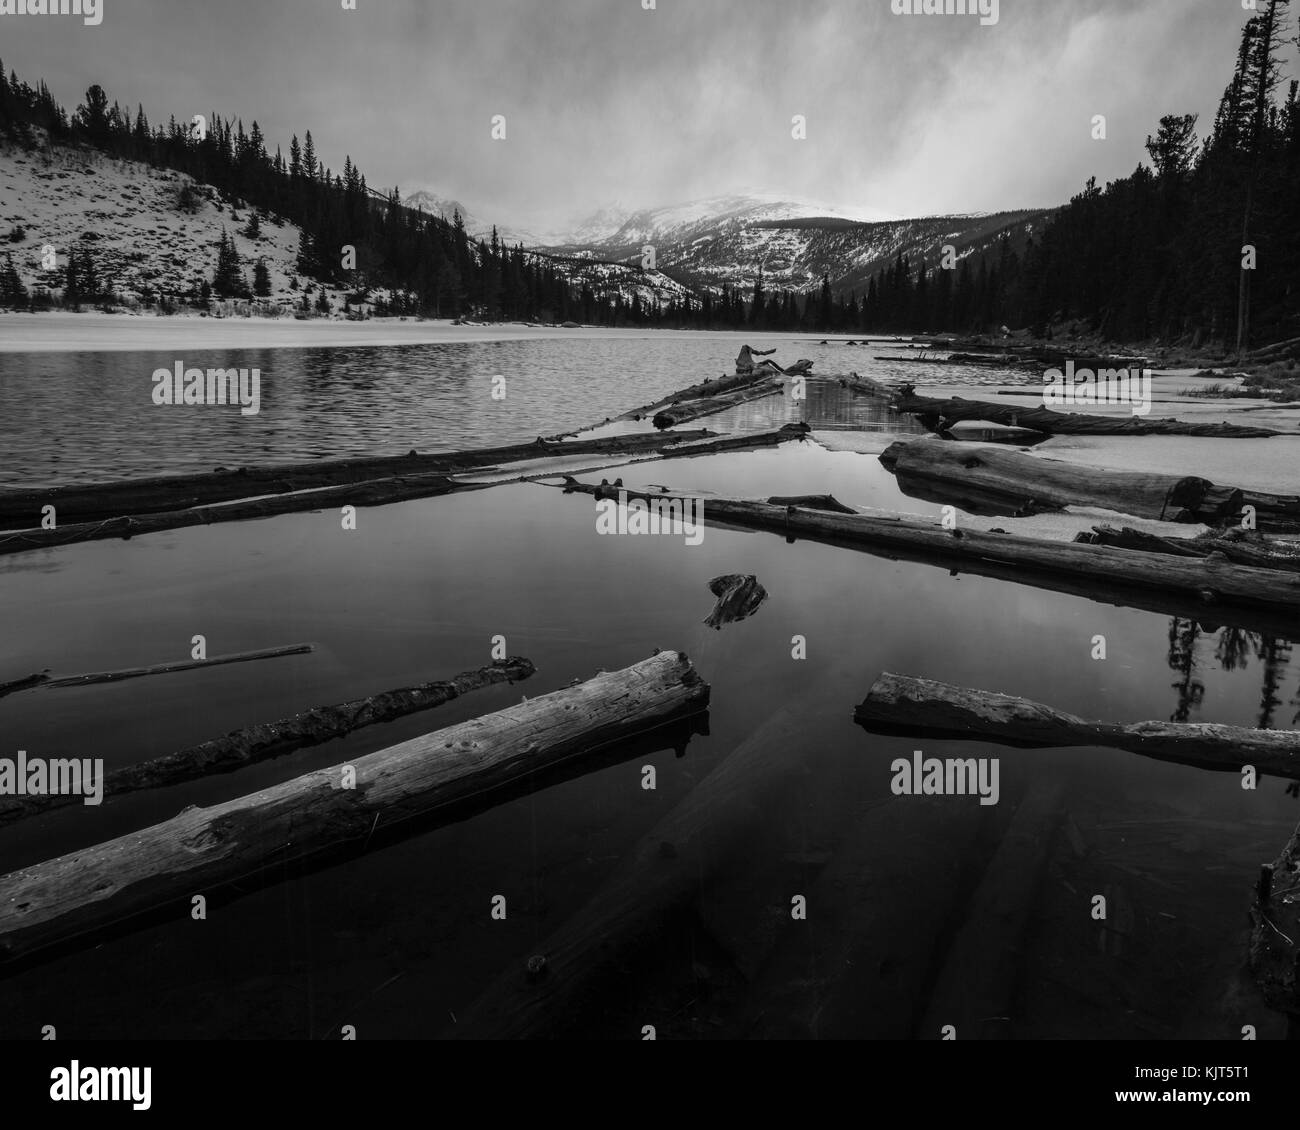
0 312 832 354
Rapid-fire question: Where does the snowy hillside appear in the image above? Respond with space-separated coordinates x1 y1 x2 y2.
0 132 357 312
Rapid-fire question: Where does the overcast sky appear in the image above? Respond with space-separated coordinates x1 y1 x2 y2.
5 0 1290 231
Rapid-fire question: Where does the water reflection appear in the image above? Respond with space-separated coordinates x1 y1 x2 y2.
1169 618 1300 729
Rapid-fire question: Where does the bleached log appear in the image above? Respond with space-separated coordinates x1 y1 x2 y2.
855 672 1300 780
0 651 708 963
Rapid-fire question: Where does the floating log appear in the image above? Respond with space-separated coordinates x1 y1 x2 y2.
0 651 709 963
765 494 857 514
447 708 813 1039
875 354 1030 369
855 672 1300 780
619 370 783 420
1077 526 1300 572
557 481 1300 620
0 430 728 531
0 657 537 827
892 392 1284 438
5 643 314 694
703 574 768 630
880 439 1246 524
0 428 808 559
1249 821 1300 1034
652 379 784 430
837 372 895 397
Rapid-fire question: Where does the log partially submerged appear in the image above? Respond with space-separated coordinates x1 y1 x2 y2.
447 707 812 1039
702 574 768 630
1077 526 1300 573
5 643 313 695
0 430 726 531
892 392 1284 438
619 370 782 421
880 440 1247 525
0 657 537 827
556 481 1300 621
855 672 1300 780
0 428 807 559
0 651 709 963
1249 822 1300 1034
652 378 784 430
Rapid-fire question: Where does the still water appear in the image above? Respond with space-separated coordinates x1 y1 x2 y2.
0 334 1295 1039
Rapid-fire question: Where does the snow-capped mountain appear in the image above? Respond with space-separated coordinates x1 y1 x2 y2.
548 193 896 252
397 182 1053 305
400 188 537 246
538 194 1051 299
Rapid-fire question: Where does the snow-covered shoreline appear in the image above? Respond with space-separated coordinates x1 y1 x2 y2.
0 312 738 353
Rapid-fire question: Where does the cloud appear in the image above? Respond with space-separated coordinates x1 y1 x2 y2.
3 0 1276 230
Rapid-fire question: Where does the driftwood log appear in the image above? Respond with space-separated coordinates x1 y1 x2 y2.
2 643 314 697
880 440 1247 524
556 481 1300 621
0 430 730 531
892 392 1284 438
702 574 768 630
0 657 537 827
620 370 782 420
0 428 808 559
855 672 1300 780
1077 526 1300 572
0 651 709 963
652 379 784 430
1249 822 1300 1035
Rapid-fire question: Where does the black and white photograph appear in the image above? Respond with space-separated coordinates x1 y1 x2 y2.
1 0 1299 1106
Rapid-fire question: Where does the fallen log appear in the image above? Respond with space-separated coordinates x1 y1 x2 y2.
0 430 724 531
1249 821 1300 1036
0 651 709 963
447 707 813 1039
0 473 488 558
0 657 536 827
703 574 767 630
1077 526 1300 573
893 392 1284 438
880 439 1245 524
556 481 1300 621
855 672 1300 780
6 643 314 693
619 370 784 420
765 494 857 514
0 429 808 559
837 372 896 397
652 379 784 430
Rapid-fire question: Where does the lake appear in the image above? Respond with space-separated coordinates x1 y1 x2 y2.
0 332 1295 1039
